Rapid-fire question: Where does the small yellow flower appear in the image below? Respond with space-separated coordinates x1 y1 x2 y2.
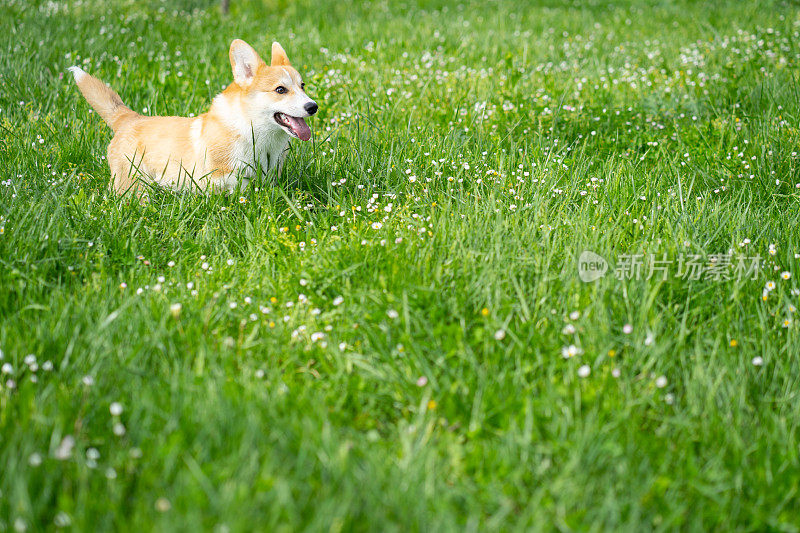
427 400 437 410
481 308 489 317
730 339 738 347
608 349 616 358
269 321 275 328
270 297 277 304
295 225 301 231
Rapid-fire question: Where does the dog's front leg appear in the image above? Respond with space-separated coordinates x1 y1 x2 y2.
276 150 287 179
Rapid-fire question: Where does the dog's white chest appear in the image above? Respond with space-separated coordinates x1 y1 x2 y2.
218 130 289 191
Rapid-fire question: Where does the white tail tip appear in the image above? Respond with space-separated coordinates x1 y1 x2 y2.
67 66 86 81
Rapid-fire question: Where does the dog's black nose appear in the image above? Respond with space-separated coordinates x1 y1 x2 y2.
304 102 318 115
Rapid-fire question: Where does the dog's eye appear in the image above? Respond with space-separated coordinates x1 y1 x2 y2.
275 86 287 94
301 82 305 90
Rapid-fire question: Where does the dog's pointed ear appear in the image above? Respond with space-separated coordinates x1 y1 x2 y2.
229 39 263 88
271 41 291 66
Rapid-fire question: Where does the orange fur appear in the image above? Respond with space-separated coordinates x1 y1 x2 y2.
70 39 318 194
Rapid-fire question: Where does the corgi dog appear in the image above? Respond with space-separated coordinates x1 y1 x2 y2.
69 39 317 194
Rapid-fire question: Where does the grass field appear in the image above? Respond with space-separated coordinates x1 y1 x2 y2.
2 0 800 530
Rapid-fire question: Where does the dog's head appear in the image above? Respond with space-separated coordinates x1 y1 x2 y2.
228 39 317 141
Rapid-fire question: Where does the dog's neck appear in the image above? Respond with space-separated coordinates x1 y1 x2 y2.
205 91 290 178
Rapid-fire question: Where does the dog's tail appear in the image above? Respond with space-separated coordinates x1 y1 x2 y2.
68 66 137 131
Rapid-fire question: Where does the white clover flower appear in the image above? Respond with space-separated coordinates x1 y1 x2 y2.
494 329 506 340
655 376 668 388
54 435 75 460
752 356 764 367
622 324 633 334
577 365 591 378
561 345 581 358
110 402 123 416
155 498 171 512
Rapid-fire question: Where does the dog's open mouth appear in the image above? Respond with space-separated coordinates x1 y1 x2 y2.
274 113 311 141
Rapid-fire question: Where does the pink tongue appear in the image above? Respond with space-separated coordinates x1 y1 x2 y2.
286 116 311 141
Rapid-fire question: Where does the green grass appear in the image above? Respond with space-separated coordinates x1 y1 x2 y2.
2 0 800 530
